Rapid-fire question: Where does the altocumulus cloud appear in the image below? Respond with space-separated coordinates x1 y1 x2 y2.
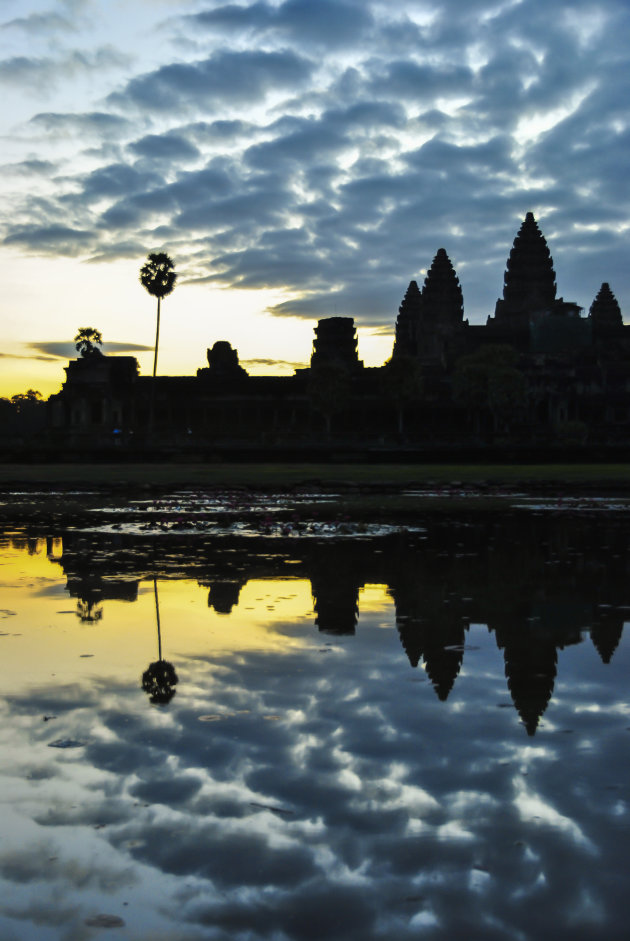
107 49 314 113
1 0 630 329
0 47 128 90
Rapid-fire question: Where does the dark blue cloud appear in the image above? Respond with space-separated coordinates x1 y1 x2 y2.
0 48 128 89
367 59 474 102
187 0 374 48
29 111 133 136
128 132 201 163
108 49 314 113
4 223 93 253
73 163 164 203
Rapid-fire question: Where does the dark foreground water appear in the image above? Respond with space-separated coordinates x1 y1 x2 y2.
1 498 630 940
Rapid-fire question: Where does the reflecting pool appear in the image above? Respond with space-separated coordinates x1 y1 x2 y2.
1 503 630 940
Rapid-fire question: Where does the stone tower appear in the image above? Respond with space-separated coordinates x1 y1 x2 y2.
589 282 623 329
494 212 557 329
422 248 464 326
310 317 363 371
393 248 465 365
418 248 465 362
393 279 422 358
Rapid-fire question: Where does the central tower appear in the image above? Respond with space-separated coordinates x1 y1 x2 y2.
493 212 557 329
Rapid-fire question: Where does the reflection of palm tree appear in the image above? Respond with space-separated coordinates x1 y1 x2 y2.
142 579 178 705
142 659 178 704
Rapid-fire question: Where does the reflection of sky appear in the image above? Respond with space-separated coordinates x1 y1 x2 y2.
1 540 630 940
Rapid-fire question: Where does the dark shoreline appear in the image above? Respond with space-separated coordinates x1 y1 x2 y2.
0 461 629 489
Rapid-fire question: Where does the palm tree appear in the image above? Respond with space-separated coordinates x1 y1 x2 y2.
74 327 103 357
139 252 177 378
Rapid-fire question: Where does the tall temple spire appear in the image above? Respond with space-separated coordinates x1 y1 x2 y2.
393 279 422 358
494 212 557 326
421 248 464 325
589 282 623 328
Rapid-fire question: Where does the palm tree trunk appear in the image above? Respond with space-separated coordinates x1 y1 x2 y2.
153 296 161 378
150 296 161 432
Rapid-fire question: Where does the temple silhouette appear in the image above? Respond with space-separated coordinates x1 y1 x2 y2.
46 212 630 455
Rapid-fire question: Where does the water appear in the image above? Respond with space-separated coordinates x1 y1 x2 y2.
1 502 630 940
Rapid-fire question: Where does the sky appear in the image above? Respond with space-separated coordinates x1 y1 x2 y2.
1 0 629 397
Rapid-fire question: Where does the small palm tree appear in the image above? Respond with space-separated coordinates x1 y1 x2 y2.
139 252 177 378
74 327 103 357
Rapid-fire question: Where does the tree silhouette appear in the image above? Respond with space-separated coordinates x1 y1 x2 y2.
453 344 525 434
10 389 42 412
307 361 351 436
74 327 103 357
139 252 177 378
381 355 423 435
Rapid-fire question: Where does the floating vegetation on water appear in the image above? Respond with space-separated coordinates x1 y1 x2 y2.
77 518 424 538
512 497 630 513
95 490 338 516
54 490 426 537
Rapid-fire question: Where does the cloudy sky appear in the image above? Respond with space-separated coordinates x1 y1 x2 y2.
1 0 629 396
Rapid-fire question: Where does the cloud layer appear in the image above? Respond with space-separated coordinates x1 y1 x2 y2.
1 0 629 331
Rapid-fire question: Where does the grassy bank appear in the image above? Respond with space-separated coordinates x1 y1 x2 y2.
0 462 628 490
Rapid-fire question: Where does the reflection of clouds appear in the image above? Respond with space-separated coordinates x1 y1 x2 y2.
513 778 598 855
2 571 630 937
0 844 136 892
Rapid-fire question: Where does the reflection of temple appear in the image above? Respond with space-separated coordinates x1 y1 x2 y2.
207 580 244 615
390 582 470 699
495 619 559 736
65 569 139 623
47 511 630 733
422 625 467 702
48 212 630 451
310 546 362 635
591 614 624 664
